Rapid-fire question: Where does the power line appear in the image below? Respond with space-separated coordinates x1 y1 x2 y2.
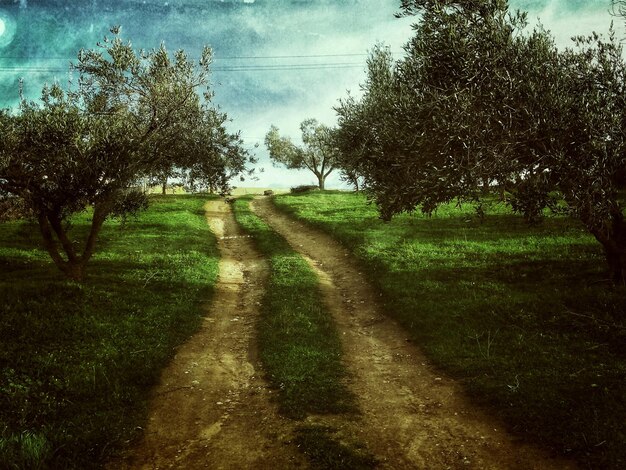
0 51 405 74
0 62 366 74
214 63 364 71
215 53 372 60
0 52 401 61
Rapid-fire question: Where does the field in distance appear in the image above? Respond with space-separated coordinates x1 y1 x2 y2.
231 187 290 196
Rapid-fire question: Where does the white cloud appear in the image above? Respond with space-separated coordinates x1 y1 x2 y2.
514 0 624 48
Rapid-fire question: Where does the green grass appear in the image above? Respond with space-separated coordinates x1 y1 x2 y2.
273 190 626 470
232 197 353 419
233 197 375 468
0 195 219 469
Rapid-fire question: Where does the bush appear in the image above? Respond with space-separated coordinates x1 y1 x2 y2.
0 197 31 222
290 185 319 194
108 189 150 224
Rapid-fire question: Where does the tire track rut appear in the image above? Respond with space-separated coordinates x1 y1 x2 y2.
252 196 576 470
111 200 305 470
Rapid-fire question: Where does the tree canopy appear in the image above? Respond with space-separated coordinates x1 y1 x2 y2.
335 1 626 282
265 118 338 190
0 29 250 280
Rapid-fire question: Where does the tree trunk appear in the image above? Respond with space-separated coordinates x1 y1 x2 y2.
317 174 325 190
37 212 69 273
37 213 87 281
586 205 626 284
62 260 87 282
481 178 491 195
596 235 626 285
161 176 168 195
48 212 78 263
36 200 112 282
605 247 626 284
82 201 111 266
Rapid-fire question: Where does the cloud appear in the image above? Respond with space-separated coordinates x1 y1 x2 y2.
513 0 623 47
1 1 623 188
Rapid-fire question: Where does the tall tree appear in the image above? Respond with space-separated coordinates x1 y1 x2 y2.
0 29 249 281
335 0 626 282
265 118 338 190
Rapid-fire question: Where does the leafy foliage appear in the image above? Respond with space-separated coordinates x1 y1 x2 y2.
108 189 150 224
265 118 338 190
334 1 626 281
0 196 30 222
0 29 250 280
185 108 255 193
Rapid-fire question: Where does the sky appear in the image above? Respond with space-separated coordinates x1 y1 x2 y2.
0 0 623 188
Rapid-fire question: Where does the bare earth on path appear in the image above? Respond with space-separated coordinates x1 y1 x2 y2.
252 197 577 470
111 200 305 469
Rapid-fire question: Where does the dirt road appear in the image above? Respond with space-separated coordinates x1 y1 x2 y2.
114 198 577 469
113 200 305 469
252 197 575 470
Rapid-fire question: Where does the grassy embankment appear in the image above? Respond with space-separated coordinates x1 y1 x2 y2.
232 197 375 469
274 190 626 470
0 195 219 469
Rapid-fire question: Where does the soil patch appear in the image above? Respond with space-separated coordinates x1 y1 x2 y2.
111 200 305 469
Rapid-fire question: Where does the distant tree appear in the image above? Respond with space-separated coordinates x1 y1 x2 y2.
335 0 626 282
151 169 183 195
265 118 338 190
0 29 249 281
339 168 363 192
186 106 254 193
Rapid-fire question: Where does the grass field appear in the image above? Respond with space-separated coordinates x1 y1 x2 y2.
0 195 219 469
273 190 626 469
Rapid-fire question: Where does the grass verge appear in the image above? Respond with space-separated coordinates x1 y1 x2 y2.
232 196 353 418
273 190 626 470
233 197 375 468
0 195 219 469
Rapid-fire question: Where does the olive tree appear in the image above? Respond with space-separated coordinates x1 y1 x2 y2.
186 106 254 193
335 0 626 282
0 29 249 280
549 33 626 282
265 118 338 190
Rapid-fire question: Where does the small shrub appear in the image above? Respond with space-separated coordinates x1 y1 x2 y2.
0 197 31 222
108 189 150 224
290 185 319 194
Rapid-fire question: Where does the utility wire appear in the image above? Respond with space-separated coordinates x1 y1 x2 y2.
215 62 364 71
0 51 406 74
0 63 366 73
0 52 400 60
